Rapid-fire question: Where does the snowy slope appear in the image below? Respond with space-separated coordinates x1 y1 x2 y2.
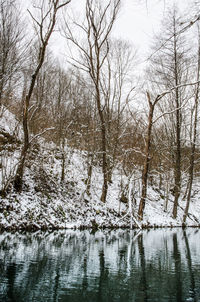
0 108 200 231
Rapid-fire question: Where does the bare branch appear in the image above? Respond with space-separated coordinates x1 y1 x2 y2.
156 80 200 102
147 14 200 61
153 102 188 124
30 127 55 144
57 0 71 10
27 9 40 27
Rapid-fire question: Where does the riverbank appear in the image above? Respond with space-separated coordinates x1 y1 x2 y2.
1 108 200 231
1 143 200 231
1 146 200 231
1 177 200 231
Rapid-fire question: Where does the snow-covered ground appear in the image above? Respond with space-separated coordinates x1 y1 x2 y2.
0 107 200 231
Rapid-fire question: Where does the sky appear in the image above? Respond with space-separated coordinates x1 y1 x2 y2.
49 0 194 64
112 0 193 56
21 0 197 68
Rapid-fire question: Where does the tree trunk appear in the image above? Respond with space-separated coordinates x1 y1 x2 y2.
13 0 70 192
172 115 181 219
183 144 195 224
60 136 66 183
100 119 108 202
61 152 65 183
86 153 93 196
13 95 29 191
95 84 108 203
172 107 181 218
183 48 200 222
172 24 181 219
138 94 154 220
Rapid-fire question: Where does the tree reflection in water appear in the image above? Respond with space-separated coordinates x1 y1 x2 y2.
0 228 200 302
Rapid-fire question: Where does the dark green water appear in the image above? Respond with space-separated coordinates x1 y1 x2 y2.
0 228 200 302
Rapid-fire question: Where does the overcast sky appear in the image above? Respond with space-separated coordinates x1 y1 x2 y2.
22 0 198 67
54 0 194 61
116 0 197 56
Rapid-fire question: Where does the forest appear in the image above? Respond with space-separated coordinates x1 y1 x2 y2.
1 0 200 230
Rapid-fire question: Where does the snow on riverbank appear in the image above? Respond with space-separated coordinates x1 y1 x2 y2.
0 108 200 231
0 143 200 231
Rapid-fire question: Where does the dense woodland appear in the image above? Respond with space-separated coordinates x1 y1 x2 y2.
1 0 200 227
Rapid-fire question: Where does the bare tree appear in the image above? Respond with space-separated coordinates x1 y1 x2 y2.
63 0 121 202
146 6 192 219
183 25 200 223
13 0 71 192
0 0 24 109
137 76 200 220
100 39 135 183
138 92 159 220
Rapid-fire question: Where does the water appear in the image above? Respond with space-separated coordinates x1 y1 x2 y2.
0 228 200 302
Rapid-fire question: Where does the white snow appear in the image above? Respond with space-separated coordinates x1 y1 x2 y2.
0 108 200 230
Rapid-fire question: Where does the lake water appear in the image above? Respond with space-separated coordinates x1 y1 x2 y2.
0 228 200 302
